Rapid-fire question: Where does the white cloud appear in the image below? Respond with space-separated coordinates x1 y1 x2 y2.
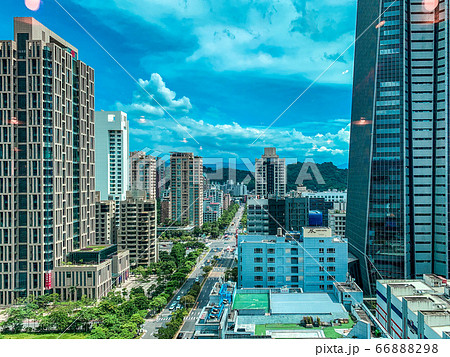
73 0 356 84
116 73 192 118
118 72 350 161
129 113 350 161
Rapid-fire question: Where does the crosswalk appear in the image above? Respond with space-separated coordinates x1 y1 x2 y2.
155 316 198 322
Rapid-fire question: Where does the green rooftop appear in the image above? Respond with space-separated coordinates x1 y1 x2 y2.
79 245 110 252
232 293 269 313
254 320 355 339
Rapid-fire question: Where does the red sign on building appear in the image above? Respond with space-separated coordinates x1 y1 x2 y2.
44 271 52 290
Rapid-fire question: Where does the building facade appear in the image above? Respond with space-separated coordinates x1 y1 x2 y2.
376 274 450 339
238 227 348 292
94 110 129 220
117 191 158 266
53 245 129 301
255 147 286 198
129 150 156 200
247 196 332 235
347 0 450 294
247 198 269 235
0 18 96 305
170 152 203 227
329 209 346 238
95 192 116 245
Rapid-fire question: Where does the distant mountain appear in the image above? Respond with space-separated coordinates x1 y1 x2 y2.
286 162 348 192
204 161 348 192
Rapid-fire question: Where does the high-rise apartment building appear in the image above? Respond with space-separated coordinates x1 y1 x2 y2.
94 110 129 219
347 1 450 294
255 147 286 198
0 18 95 305
156 156 167 198
170 152 203 227
129 150 156 200
95 192 116 245
117 191 158 266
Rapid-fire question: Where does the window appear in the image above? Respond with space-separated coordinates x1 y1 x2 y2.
327 257 335 263
319 276 325 281
327 248 335 254
268 276 275 281
327 285 333 290
327 266 336 272
254 276 263 282
254 248 263 254
319 285 325 290
254 257 263 263
268 248 275 254
319 267 325 272
268 267 275 272
291 266 298 274
268 257 275 263
319 248 324 254
254 267 263 272
327 275 336 281
319 257 324 263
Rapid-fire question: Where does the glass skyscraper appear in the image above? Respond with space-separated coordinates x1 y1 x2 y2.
346 0 449 294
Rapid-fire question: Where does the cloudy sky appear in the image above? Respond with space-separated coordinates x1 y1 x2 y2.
4 0 357 166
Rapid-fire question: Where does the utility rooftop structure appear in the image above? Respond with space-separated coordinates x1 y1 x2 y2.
376 274 450 339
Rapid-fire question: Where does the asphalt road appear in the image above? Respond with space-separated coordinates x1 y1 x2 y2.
142 205 243 339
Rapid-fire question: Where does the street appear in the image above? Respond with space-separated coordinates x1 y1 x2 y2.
142 204 243 339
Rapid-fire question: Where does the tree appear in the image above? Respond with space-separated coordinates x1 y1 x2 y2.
225 267 238 282
119 322 138 339
180 295 195 308
47 307 72 332
1 307 27 333
170 243 186 267
202 265 213 274
90 326 109 339
120 300 138 317
149 295 167 313
132 295 150 311
129 313 145 329
129 286 145 298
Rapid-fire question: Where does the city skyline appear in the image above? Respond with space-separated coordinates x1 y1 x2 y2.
1 0 355 165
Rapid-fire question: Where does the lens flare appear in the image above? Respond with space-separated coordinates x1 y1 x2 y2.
25 0 41 11
423 0 439 11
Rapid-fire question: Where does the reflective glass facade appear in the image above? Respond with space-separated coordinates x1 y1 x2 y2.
347 0 450 294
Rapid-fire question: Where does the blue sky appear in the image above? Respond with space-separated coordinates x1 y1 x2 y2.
5 0 357 166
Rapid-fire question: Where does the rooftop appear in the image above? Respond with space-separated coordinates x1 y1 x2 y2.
232 292 269 313
334 281 363 293
77 245 111 252
270 292 346 315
